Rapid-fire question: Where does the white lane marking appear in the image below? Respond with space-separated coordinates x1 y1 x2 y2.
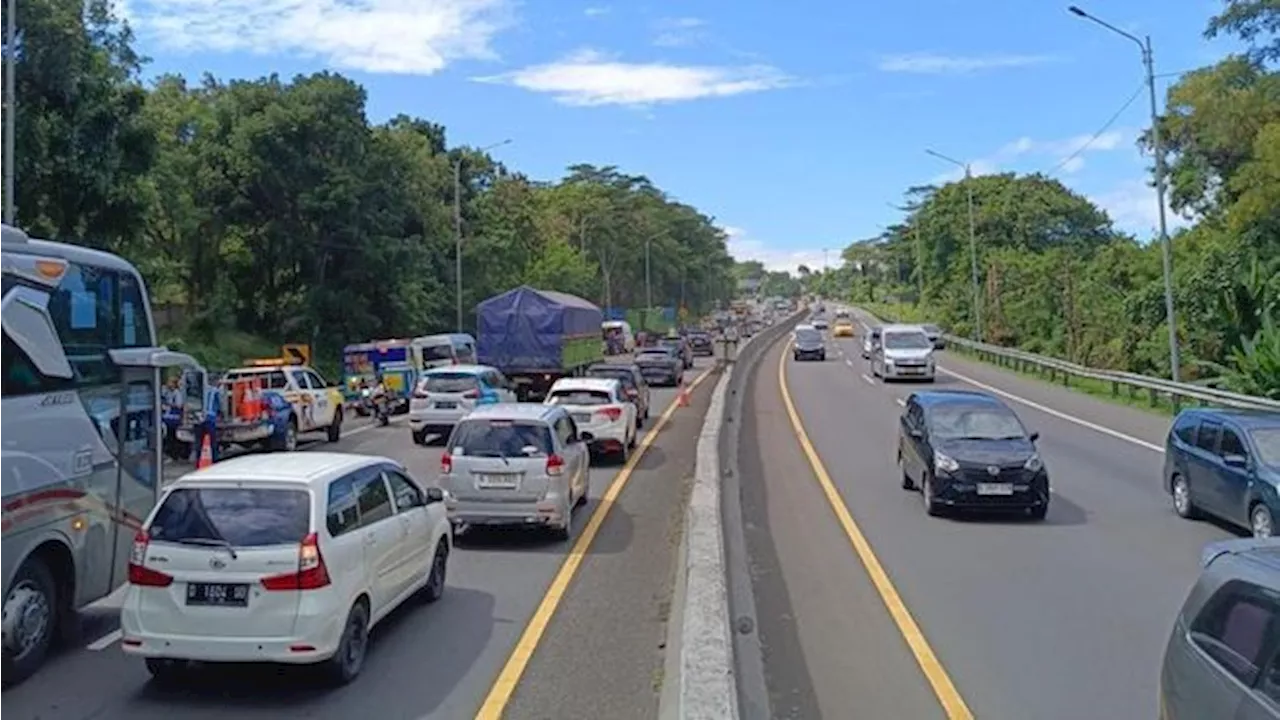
895 397 906 407
88 629 122 651
845 359 853 367
936 366 1164 453
861 374 875 385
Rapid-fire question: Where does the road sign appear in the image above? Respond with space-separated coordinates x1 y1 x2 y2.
282 344 311 366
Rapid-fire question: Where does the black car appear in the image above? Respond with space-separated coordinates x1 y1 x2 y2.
921 323 945 349
688 331 715 357
897 390 1049 519
793 325 826 361
658 335 694 369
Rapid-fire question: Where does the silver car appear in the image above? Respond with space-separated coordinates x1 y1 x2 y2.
1160 537 1280 719
871 324 936 382
438 404 590 540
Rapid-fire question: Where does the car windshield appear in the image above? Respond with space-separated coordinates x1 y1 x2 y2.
149 488 310 547
929 406 1027 441
795 329 822 344
1251 428 1280 468
659 338 682 348
450 419 554 457
884 332 932 350
421 372 479 393
548 388 613 406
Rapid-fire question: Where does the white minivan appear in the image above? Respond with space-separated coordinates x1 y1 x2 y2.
412 333 477 370
120 453 452 686
602 320 635 354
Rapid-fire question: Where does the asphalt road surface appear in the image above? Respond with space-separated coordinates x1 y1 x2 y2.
738 314 1237 720
2 357 716 720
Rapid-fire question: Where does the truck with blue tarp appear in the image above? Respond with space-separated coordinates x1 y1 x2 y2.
341 339 416 414
476 286 604 402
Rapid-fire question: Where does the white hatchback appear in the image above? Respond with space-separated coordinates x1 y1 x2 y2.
545 377 638 462
120 452 452 686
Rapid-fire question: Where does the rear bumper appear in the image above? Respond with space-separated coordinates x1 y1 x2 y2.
794 347 825 360
447 498 567 528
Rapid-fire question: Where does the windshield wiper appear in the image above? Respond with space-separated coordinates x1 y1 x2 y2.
176 537 238 559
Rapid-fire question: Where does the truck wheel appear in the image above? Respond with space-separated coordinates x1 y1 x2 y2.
2 557 58 688
327 409 343 443
273 419 298 452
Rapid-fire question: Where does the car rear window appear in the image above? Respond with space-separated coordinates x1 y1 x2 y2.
548 389 613 405
450 419 554 457
588 367 636 388
639 348 671 358
422 372 480 393
149 487 310 547
795 329 822 343
420 344 454 362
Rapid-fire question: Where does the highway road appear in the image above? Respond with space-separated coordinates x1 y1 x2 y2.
737 311 1238 720
1 357 718 720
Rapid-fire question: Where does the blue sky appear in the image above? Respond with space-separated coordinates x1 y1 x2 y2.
121 0 1241 274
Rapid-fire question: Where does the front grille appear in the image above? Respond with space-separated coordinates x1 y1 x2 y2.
960 466 1027 483
894 359 927 367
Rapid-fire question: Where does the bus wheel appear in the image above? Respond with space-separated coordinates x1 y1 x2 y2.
2 558 57 687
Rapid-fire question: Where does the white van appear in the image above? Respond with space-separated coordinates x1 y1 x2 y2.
602 320 635 354
411 333 477 370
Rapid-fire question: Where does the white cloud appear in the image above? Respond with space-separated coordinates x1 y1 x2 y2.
724 226 833 275
1091 179 1191 237
928 129 1132 183
474 50 792 107
125 0 512 74
878 52 1056 74
584 6 609 17
653 16 707 47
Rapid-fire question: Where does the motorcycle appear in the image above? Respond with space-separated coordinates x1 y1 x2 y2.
372 390 391 426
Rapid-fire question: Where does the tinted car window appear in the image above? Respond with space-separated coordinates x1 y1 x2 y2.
355 472 394 525
385 470 424 510
1220 429 1248 459
928 405 1026 441
422 372 480 393
421 344 455 362
451 419 555 457
1196 422 1222 453
1253 428 1280 469
327 477 360 536
1173 414 1198 445
150 488 310 547
1189 580 1278 685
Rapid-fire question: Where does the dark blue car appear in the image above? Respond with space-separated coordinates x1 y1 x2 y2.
1164 408 1280 538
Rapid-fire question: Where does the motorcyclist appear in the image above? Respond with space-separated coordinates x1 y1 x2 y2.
371 373 390 424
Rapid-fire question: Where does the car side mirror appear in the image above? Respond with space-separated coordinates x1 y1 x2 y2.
425 487 445 504
578 431 595 442
1029 431 1040 443
1223 453 1248 468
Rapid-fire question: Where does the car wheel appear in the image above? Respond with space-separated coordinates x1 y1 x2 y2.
1029 503 1048 521
552 498 573 541
1251 503 1275 539
421 542 449 603
323 601 370 685
412 429 428 445
274 420 298 452
898 449 914 490
618 436 631 465
628 424 638 449
327 409 343 442
1171 474 1197 519
921 475 942 517
1 558 58 687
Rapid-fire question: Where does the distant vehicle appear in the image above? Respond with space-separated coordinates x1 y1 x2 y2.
1164 408 1280 538
218 361 346 451
897 390 1049 519
438 404 590 540
586 363 651 426
635 346 684 386
411 333 477 371
1159 537 1280 720
813 317 830 331
862 325 882 359
341 339 416 413
476 287 603 402
871 324 936 382
602 320 635 355
793 325 826 361
687 330 714 357
659 334 694 369
408 365 517 445
832 318 856 338
921 323 945 349
2 224 203 685
545 377 638 462
120 452 452 686
835 309 851 320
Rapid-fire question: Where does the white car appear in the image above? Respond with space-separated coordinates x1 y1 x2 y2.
408 365 518 445
871 325 936 382
544 377 638 462
120 453 452 686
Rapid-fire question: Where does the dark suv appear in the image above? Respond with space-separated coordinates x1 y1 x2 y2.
658 335 694 369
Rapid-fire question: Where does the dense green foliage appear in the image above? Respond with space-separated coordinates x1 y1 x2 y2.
820 1 1280 396
7 0 736 365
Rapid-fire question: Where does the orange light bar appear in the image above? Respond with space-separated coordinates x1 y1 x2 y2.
244 358 288 367
34 258 68 281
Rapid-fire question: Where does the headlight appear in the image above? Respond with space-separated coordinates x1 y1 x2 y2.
934 451 960 474
1024 454 1043 473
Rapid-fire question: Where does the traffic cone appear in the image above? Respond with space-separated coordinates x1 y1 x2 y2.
677 378 690 408
196 433 214 469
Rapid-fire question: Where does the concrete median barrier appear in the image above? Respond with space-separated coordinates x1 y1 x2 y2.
660 307 807 720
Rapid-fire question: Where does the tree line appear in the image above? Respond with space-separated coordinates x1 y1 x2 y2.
7 0 737 368
807 0 1278 398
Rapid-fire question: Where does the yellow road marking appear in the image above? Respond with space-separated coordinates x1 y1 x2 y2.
474 364 717 719
777 340 976 720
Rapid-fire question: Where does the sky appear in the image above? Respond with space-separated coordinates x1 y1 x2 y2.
118 0 1243 275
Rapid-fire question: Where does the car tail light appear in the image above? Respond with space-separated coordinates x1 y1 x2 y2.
440 453 453 474
598 406 623 422
546 454 566 476
261 533 331 591
462 389 480 400
127 530 173 587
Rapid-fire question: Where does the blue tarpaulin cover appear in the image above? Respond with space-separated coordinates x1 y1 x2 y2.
476 286 603 372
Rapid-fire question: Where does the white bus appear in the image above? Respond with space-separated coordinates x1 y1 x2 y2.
1 224 202 684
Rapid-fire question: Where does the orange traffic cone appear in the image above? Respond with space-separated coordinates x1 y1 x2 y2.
196 433 214 469
677 379 690 408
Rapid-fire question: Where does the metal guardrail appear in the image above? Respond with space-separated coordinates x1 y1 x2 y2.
857 308 1280 413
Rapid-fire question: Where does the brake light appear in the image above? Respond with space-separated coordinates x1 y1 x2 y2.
597 406 623 422
261 533 330 591
462 389 480 400
127 530 173 587
441 453 453 474
546 454 566 476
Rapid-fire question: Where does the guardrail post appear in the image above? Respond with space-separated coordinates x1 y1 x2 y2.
1149 387 1158 407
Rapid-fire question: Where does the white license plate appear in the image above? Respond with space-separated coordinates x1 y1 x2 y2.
476 474 518 490
976 483 1015 496
572 413 592 423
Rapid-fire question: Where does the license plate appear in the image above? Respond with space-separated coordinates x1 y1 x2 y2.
476 474 519 490
976 483 1015 496
435 401 457 409
186 582 249 607
573 413 592 423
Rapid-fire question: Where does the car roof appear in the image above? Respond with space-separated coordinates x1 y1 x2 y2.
1176 407 1280 430
883 323 927 333
174 452 386 487
551 377 620 392
795 324 817 331
424 364 494 376
912 389 1006 409
467 403 562 422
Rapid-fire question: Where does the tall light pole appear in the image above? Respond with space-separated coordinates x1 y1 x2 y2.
889 202 925 304
1068 5 1181 383
454 138 512 332
3 0 16 224
926 149 982 341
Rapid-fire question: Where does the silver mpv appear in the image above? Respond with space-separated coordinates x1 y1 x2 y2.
438 404 591 540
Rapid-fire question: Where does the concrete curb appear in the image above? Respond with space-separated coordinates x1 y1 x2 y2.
661 308 808 720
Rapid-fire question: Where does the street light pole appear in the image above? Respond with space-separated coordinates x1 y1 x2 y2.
926 149 982 341
3 0 16 225
1068 5 1180 383
453 138 512 333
